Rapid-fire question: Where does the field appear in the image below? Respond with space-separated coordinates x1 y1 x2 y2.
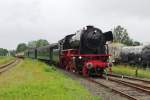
0 56 15 65
0 59 99 100
112 65 150 79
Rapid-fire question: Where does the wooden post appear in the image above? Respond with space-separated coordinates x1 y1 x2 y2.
135 67 138 77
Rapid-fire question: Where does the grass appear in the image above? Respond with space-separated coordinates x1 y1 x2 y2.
112 65 150 79
0 59 99 100
0 56 15 65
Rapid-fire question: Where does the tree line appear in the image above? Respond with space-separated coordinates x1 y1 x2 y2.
0 48 8 56
0 39 49 56
16 39 49 53
16 26 140 53
0 25 141 56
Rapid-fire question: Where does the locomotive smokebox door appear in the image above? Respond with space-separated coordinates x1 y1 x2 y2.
103 31 113 42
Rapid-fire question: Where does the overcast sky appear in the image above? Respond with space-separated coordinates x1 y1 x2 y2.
0 0 150 49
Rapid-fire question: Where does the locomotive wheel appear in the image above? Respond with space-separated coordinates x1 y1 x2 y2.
60 58 66 68
82 65 88 77
66 60 71 71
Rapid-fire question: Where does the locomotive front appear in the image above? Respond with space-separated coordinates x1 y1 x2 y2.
59 26 113 76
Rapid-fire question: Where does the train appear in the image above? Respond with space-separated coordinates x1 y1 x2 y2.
109 43 150 67
22 25 113 76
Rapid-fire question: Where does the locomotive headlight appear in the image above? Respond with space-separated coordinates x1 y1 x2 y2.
94 30 97 33
79 56 82 59
107 63 113 67
87 62 93 69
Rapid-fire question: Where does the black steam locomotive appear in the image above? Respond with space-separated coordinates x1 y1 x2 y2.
24 26 113 76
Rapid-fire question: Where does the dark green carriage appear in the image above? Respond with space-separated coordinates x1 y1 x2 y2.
36 43 59 63
27 49 37 59
37 45 51 60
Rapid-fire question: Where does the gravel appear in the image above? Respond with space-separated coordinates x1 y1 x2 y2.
58 68 128 100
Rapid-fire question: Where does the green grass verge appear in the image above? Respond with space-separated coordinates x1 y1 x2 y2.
0 59 99 100
112 65 150 79
0 56 15 65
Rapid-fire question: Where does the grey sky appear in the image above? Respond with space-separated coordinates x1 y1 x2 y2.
0 0 150 49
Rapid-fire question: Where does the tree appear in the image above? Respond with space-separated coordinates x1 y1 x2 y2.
132 41 140 46
113 25 129 43
9 50 16 56
28 39 49 48
28 41 37 49
0 48 8 56
16 43 28 53
36 39 49 47
113 25 140 46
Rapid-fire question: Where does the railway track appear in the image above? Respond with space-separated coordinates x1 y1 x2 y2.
57 67 150 100
87 77 150 100
107 76 150 92
61 70 149 99
0 59 20 74
107 73 150 84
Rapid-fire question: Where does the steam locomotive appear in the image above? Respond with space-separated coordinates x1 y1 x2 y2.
25 26 113 76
